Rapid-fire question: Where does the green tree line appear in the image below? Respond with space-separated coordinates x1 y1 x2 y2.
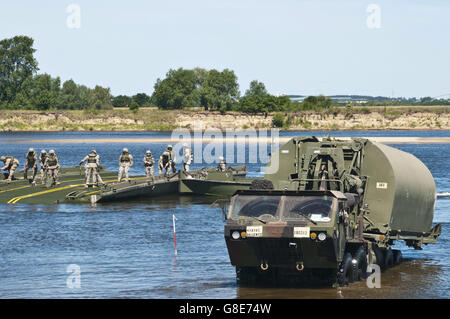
9 35 446 114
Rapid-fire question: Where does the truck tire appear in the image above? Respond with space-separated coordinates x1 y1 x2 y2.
354 246 368 280
384 249 394 268
393 249 402 265
373 246 384 268
337 253 354 286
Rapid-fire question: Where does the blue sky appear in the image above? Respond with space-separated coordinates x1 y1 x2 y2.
1 0 449 98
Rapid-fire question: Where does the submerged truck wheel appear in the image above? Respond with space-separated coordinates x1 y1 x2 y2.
354 246 368 280
337 253 354 287
384 249 394 268
393 250 402 265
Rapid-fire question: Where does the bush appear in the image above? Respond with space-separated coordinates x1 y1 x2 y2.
272 113 284 127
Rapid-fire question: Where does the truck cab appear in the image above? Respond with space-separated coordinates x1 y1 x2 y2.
224 189 351 285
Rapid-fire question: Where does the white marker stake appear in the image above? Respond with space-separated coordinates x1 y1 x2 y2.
173 214 178 256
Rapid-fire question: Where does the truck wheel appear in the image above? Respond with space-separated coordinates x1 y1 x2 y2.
354 246 368 280
393 250 402 265
384 249 394 268
373 246 384 268
337 253 354 287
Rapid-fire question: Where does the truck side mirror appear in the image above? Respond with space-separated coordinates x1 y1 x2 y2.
210 199 230 221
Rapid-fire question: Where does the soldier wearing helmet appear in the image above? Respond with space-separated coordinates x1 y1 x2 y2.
143 150 155 177
44 149 60 185
166 144 176 173
118 148 133 182
24 148 38 185
158 151 171 176
182 143 193 172
218 156 227 172
39 150 48 184
1 155 20 182
80 150 104 188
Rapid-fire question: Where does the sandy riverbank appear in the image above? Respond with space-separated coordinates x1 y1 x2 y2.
0 107 449 132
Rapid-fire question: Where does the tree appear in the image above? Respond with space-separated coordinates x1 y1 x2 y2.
58 79 80 109
112 95 133 108
132 93 151 107
26 74 60 110
89 85 113 110
0 36 39 105
245 80 268 98
200 69 240 111
235 94 295 114
301 95 333 110
129 101 139 113
151 68 200 109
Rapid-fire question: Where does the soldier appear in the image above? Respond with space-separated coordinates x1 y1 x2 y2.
118 148 133 182
158 151 171 176
1 155 20 182
24 148 38 185
167 144 176 173
143 150 155 177
39 150 48 184
218 156 227 172
182 143 193 172
44 150 60 186
80 150 104 188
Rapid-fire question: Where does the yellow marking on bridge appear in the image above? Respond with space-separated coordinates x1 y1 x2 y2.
0 185 32 194
7 176 147 204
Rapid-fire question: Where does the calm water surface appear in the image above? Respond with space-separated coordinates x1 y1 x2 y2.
0 131 449 298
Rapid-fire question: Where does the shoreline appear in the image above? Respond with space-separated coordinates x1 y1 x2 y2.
0 107 449 132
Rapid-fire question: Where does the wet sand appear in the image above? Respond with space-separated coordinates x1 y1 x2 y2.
7 136 450 144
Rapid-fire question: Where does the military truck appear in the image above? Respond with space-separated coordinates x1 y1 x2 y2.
223 136 441 286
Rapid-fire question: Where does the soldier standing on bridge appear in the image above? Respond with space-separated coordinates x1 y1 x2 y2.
167 144 176 173
39 150 48 185
182 143 193 172
24 148 38 185
118 148 133 182
217 156 227 172
1 155 20 182
143 150 155 177
80 150 104 188
44 150 60 186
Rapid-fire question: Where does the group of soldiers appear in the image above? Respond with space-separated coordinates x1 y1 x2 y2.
1 143 227 187
0 149 60 185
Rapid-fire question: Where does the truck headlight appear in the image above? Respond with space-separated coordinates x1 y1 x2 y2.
318 232 327 241
231 231 240 240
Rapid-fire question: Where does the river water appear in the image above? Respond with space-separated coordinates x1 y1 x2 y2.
0 131 449 298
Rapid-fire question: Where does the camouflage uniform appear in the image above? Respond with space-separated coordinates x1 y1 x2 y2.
158 151 171 176
182 143 193 172
44 150 60 185
167 145 176 173
39 150 48 184
143 150 155 177
118 148 133 182
1 156 20 182
80 150 104 187
218 156 227 172
24 148 38 184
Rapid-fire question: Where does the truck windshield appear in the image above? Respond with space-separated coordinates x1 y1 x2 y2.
283 196 334 222
230 195 281 221
230 194 335 223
